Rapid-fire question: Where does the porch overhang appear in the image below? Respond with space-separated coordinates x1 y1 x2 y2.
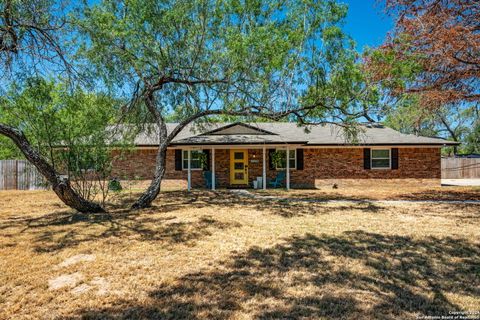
169 132 308 146
168 142 307 149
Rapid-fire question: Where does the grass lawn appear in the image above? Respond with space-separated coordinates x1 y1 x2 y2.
254 184 480 201
0 187 479 319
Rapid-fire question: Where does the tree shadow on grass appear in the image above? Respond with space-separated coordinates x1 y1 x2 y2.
394 189 480 201
3 190 476 253
256 186 480 202
0 190 385 252
141 190 386 218
0 208 240 252
64 230 480 320
399 203 480 224
150 189 478 219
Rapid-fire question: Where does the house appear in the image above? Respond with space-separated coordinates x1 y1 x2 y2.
110 122 458 189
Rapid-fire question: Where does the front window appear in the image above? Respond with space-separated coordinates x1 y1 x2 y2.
371 149 390 169
276 149 296 170
182 150 203 170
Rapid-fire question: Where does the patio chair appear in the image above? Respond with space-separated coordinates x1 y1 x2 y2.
203 171 217 189
268 171 286 188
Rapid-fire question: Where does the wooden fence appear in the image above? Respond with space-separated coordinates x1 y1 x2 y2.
0 160 47 190
442 158 480 179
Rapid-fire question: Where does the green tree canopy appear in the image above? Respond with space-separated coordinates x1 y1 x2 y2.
76 0 379 208
76 0 376 124
0 78 122 203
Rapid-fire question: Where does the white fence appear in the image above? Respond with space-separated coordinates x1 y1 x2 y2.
0 160 47 190
441 158 480 179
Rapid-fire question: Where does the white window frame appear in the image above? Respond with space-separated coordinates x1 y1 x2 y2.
371 148 391 170
275 148 297 170
182 150 204 170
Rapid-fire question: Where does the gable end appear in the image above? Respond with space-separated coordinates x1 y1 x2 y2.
201 122 276 136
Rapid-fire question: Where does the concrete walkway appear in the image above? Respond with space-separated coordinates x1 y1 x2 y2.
230 189 480 204
441 179 480 187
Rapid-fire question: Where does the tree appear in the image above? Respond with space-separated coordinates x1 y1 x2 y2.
77 0 377 209
0 137 22 159
464 117 480 154
0 78 120 211
363 0 479 154
384 99 479 154
365 0 479 109
0 0 108 213
0 0 73 75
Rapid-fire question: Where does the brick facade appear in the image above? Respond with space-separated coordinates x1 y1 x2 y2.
111 147 441 188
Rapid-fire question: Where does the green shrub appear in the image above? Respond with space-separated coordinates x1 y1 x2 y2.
108 178 122 192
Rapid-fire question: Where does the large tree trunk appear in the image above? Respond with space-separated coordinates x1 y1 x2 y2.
0 123 105 213
131 91 170 209
131 143 168 209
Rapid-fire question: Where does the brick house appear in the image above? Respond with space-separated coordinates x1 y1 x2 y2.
111 122 458 189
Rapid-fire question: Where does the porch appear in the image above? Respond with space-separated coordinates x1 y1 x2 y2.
173 145 304 191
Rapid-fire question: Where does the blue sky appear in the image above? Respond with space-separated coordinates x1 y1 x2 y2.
342 0 393 51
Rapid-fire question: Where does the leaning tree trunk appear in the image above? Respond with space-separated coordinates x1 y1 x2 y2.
0 124 105 213
131 90 170 209
131 143 168 209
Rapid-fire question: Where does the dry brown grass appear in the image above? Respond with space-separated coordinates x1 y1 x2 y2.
0 189 479 319
255 184 480 201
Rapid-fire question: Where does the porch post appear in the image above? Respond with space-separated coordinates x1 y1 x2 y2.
262 146 266 189
211 148 215 190
286 145 290 190
187 149 191 191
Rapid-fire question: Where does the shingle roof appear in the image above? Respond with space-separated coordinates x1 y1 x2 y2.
125 122 458 146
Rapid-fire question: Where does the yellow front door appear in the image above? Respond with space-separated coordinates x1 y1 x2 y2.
230 149 248 184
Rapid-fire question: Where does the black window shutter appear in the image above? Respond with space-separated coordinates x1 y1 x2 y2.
391 148 399 170
268 149 275 170
175 150 182 171
203 149 210 171
296 149 304 170
363 148 371 170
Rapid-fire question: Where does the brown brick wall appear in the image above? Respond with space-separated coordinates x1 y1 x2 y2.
111 147 441 188
298 147 441 188
111 149 157 180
